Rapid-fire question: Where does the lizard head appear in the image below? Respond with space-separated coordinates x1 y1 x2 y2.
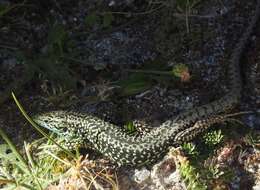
33 111 69 135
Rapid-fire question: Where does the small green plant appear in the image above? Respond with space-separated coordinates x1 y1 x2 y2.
206 162 234 183
47 23 67 56
126 64 190 79
121 63 190 95
203 130 224 147
172 64 190 82
182 142 199 157
37 23 77 89
179 158 207 190
116 73 153 96
245 131 260 150
207 164 224 179
0 131 66 189
125 121 137 134
0 135 118 189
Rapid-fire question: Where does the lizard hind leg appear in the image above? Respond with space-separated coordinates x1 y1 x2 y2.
174 115 226 143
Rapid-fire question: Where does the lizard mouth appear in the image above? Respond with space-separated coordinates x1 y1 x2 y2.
32 117 63 135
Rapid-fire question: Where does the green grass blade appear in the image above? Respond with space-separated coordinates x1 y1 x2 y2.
0 129 28 170
0 129 41 190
